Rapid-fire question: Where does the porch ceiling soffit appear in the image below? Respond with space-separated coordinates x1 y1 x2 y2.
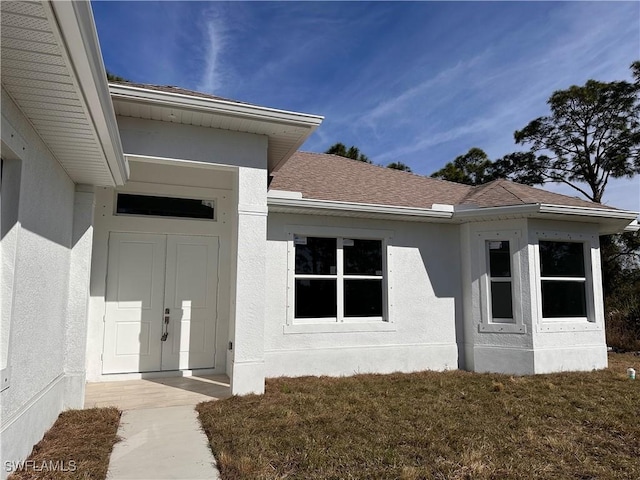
109 83 324 174
1 0 127 186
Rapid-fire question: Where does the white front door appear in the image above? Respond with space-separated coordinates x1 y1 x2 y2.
103 233 219 374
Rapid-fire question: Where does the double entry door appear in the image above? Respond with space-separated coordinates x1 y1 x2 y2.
103 232 219 374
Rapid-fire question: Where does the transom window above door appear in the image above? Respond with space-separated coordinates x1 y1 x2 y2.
291 235 386 323
116 193 215 220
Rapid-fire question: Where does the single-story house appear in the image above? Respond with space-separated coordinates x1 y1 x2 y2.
1 0 638 473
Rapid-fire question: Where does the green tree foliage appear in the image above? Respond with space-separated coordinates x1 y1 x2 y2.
325 142 371 163
602 230 640 351
503 62 640 350
430 147 496 185
106 71 128 82
632 60 640 85
387 161 412 172
510 69 640 203
429 63 640 350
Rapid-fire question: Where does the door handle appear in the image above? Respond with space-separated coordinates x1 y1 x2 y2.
162 311 170 341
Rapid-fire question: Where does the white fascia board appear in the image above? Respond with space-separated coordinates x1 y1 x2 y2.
268 197 453 220
453 204 541 219
537 203 639 221
624 220 640 232
109 84 324 129
453 203 638 234
267 189 304 200
47 0 128 185
454 203 638 221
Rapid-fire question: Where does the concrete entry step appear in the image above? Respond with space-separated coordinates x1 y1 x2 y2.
107 405 220 480
85 374 231 410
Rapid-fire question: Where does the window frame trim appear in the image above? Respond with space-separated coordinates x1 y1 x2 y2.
533 233 599 330
476 230 526 334
285 225 393 329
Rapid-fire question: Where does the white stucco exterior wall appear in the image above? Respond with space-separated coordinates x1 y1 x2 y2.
527 219 607 372
1 89 89 474
265 213 462 378
461 219 535 374
63 185 95 409
116 116 268 169
230 167 268 394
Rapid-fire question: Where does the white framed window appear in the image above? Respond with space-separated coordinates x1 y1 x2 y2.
538 240 588 319
286 226 392 330
533 231 601 332
486 240 514 322
477 230 525 333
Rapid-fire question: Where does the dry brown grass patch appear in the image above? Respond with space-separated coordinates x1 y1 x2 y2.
198 353 640 479
9 407 121 480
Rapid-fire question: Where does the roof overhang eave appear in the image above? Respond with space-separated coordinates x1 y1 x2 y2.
454 203 639 234
267 197 638 233
47 0 128 185
110 84 323 172
267 195 454 222
43 2 129 185
109 83 324 127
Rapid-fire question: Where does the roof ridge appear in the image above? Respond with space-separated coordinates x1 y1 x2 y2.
462 180 524 205
493 180 529 204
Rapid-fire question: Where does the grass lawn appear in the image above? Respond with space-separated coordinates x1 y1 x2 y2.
9 407 120 480
197 353 640 480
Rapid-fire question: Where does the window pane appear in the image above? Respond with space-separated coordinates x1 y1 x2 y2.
344 239 383 275
488 241 511 278
295 279 337 318
116 194 214 219
295 237 337 275
541 281 587 317
344 280 383 317
490 281 513 319
539 241 585 277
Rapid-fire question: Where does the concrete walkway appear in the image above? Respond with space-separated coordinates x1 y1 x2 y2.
106 405 221 480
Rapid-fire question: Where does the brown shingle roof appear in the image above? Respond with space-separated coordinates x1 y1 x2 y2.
270 151 472 209
460 179 615 210
270 152 618 211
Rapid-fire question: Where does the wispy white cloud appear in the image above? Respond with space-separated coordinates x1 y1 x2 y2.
197 10 227 93
362 54 488 127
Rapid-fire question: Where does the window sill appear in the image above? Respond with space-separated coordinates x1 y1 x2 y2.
538 320 601 333
283 322 396 335
479 323 526 334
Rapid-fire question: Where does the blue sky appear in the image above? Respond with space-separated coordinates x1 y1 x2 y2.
92 1 640 212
